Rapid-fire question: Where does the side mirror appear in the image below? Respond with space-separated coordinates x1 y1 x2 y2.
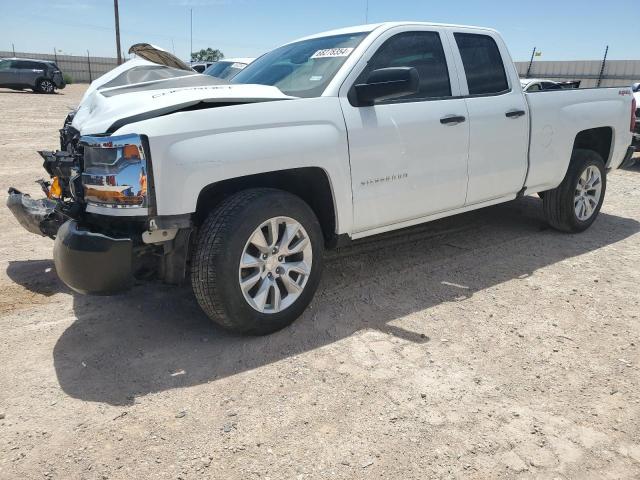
354 67 419 106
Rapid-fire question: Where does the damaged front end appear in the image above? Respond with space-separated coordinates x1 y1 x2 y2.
7 130 191 295
7 146 83 239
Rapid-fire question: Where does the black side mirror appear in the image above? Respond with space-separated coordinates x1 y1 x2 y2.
354 67 419 106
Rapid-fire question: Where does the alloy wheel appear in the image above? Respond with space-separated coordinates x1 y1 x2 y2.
574 165 602 221
238 216 312 314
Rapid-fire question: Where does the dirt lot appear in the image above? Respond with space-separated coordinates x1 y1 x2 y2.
0 84 639 480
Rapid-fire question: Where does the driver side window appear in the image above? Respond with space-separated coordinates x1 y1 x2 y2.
356 31 452 103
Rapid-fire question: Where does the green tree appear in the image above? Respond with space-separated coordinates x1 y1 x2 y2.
191 48 224 62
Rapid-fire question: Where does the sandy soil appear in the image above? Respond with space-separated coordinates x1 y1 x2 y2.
0 84 639 480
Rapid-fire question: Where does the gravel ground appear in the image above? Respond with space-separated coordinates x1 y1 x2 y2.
0 84 639 480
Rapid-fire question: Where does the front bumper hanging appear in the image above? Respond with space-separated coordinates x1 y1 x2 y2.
53 220 133 295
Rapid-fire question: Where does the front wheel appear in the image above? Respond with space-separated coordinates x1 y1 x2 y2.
542 149 606 232
191 189 324 335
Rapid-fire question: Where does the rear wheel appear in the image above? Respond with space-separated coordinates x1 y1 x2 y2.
191 188 324 335
36 79 55 94
542 149 606 232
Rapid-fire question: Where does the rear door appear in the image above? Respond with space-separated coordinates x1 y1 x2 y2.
339 26 470 233
448 30 529 204
15 60 46 87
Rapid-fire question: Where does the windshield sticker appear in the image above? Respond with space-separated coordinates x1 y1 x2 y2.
310 48 354 59
230 63 247 69
309 75 323 82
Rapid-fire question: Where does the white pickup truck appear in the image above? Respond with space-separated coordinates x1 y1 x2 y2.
8 22 636 335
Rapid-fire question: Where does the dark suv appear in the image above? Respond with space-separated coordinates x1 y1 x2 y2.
0 58 66 93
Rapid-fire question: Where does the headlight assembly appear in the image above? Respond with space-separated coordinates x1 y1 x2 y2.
79 134 151 215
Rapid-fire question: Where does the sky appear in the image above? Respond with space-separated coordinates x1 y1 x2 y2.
0 0 637 62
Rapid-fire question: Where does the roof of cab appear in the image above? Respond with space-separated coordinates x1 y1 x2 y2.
291 21 497 43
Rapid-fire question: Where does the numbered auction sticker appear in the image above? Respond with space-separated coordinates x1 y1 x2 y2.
310 48 354 59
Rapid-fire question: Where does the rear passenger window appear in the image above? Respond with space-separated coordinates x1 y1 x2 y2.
14 61 44 70
358 31 452 101
454 33 509 96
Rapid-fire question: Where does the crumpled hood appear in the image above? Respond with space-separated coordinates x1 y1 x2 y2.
72 83 294 135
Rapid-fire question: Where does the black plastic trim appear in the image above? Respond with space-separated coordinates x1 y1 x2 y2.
53 220 133 295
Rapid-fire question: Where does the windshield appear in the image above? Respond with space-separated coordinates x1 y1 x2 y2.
231 32 368 97
204 61 248 80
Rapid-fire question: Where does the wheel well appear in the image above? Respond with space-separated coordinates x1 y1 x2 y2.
195 167 337 246
573 127 613 164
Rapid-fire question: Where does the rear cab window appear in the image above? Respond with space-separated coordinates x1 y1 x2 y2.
454 32 509 96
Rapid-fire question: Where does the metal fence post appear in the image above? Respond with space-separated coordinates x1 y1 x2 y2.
87 50 92 83
596 46 608 88
525 47 536 78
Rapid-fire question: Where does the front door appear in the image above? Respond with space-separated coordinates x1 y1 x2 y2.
340 28 470 233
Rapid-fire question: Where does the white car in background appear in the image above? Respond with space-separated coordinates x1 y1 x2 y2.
520 78 580 92
203 58 255 80
190 62 215 73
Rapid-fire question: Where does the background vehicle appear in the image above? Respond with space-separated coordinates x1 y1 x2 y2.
520 78 581 92
203 58 255 80
0 57 65 93
8 22 636 335
190 61 215 73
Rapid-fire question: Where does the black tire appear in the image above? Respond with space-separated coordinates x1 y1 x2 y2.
542 149 606 233
36 78 55 94
191 188 324 335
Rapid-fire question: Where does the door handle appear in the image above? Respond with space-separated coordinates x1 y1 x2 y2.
440 115 466 125
505 110 526 119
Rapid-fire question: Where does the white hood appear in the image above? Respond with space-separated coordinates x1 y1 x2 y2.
72 83 294 135
78 57 157 105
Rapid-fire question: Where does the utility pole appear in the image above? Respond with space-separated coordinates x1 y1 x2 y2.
53 47 58 64
525 47 536 78
114 0 122 65
12 43 15 56
365 0 369 23
190 8 193 62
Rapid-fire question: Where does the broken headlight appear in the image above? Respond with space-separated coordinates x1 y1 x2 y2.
80 134 151 215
